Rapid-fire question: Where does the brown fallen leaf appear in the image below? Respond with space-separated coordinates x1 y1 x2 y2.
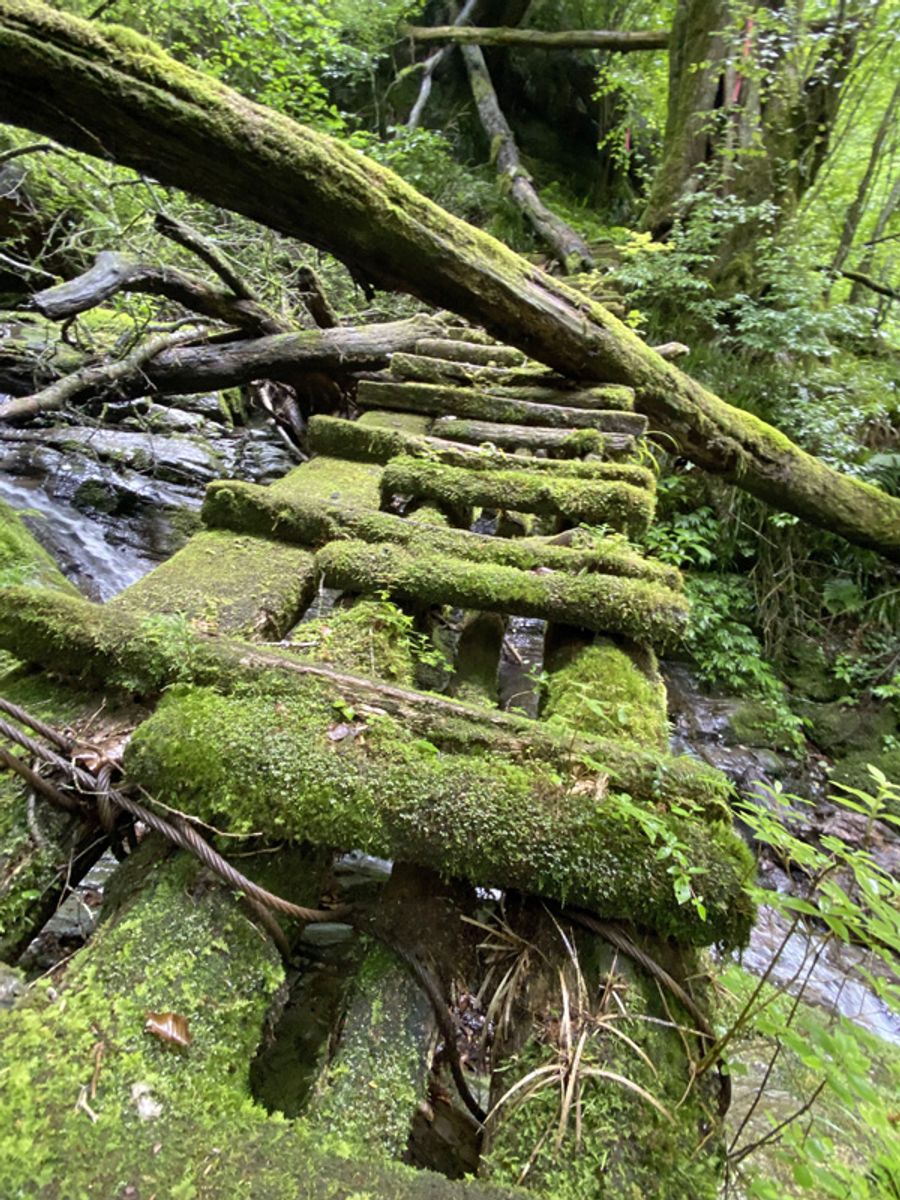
144 1011 191 1048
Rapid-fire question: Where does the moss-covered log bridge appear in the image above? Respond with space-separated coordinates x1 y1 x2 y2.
0 3 879 1196
0 306 754 1195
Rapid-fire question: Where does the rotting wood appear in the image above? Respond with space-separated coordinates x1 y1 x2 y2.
32 249 285 334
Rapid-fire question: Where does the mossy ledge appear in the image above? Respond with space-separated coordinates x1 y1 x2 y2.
124 684 754 947
316 541 688 648
380 455 655 537
202 479 681 588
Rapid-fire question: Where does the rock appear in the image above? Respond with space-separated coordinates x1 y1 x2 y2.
794 698 897 757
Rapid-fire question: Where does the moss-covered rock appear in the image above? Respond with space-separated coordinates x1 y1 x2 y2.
0 499 76 593
793 699 897 758
272 453 383 508
124 683 754 947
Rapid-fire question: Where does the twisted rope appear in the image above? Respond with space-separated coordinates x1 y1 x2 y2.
0 703 347 928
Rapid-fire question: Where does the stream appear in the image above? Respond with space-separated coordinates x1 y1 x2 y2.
2 415 897 1046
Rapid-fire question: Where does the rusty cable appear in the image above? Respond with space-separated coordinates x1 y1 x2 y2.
0 706 348 928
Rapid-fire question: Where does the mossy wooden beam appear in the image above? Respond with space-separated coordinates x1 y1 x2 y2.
109 530 318 640
315 541 686 647
0 0 892 553
380 456 655 537
308 413 634 466
414 338 526 366
388 354 636 410
0 586 728 816
125 686 754 947
429 418 634 458
358 381 647 434
201 480 680 587
305 940 436 1155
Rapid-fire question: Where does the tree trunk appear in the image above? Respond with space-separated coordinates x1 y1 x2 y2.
0 1 897 558
459 41 594 273
829 77 900 281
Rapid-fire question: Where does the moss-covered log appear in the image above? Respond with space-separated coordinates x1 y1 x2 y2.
414 338 526 366
358 381 647 434
308 414 635 466
315 541 686 647
202 480 681 587
125 684 754 946
387 354 636 410
33 248 285 335
459 39 593 273
429 419 634 458
0 586 730 816
305 939 437 1155
0 0 892 554
380 456 655 537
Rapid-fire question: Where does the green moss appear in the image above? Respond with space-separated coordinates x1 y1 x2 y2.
272 454 383 509
0 500 76 593
0 584 728 817
202 479 681 588
0 832 510 1197
381 457 655 538
125 684 754 947
294 599 416 685
543 639 668 750
110 530 317 640
316 540 688 649
306 941 432 1156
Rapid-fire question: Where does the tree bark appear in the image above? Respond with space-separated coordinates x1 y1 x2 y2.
0 316 441 420
402 25 669 52
0 1 897 559
32 249 285 334
460 40 594 273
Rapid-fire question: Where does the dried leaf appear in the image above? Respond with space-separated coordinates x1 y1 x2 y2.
144 1011 191 1048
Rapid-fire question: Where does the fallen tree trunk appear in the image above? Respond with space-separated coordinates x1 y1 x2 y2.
402 25 670 52
0 316 440 419
460 40 594 274
0 2 897 558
